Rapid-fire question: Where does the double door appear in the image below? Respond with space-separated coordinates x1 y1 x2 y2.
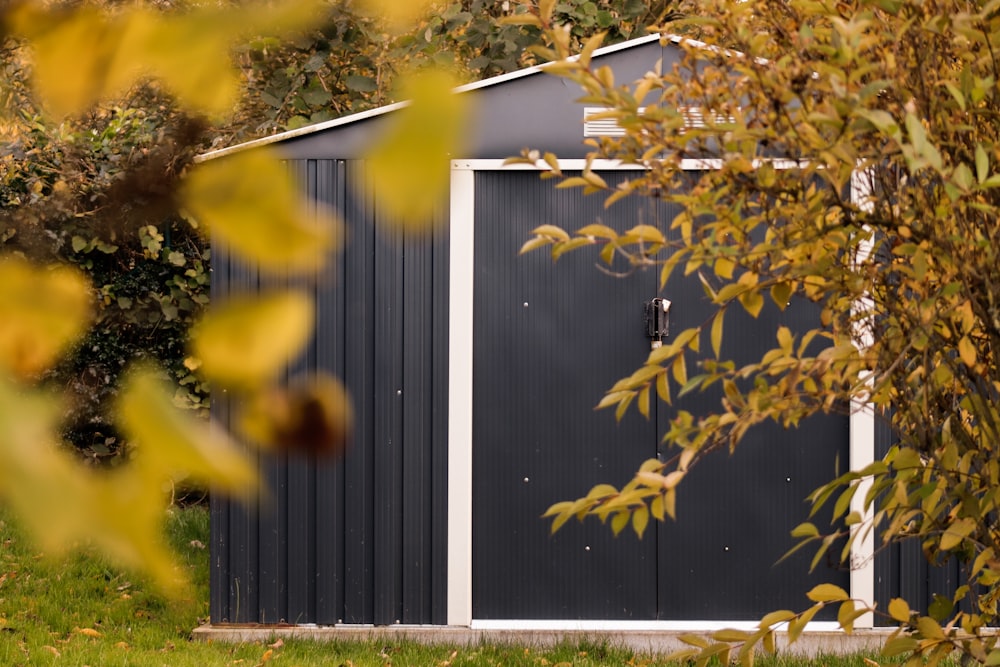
471 169 848 621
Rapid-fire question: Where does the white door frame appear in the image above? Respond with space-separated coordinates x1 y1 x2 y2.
446 158 875 630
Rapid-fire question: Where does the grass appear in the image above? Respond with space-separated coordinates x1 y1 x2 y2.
0 504 908 666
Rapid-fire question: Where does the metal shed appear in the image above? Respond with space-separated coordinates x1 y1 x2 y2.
207 34 951 630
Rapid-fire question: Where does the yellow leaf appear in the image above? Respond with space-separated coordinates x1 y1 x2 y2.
9 5 123 117
365 68 468 231
0 380 181 594
182 149 339 273
663 487 677 519
519 237 554 255
711 310 724 358
759 610 797 628
10 3 324 118
739 289 765 318
144 15 240 117
632 505 649 538
611 510 629 535
76 627 102 638
117 366 257 496
576 223 618 240
715 256 736 279
192 291 313 388
958 335 977 368
806 583 849 602
672 354 688 386
713 629 751 643
888 597 911 622
637 384 651 419
0 257 92 378
625 224 666 245
940 517 976 551
530 224 571 242
358 0 436 30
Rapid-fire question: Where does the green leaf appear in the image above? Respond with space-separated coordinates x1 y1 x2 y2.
346 74 377 92
927 594 953 622
976 144 990 183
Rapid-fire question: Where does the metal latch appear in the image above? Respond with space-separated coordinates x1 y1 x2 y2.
644 298 671 349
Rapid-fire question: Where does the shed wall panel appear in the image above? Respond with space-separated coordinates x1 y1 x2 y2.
210 159 448 625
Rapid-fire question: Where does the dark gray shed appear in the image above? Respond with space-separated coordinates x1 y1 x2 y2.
207 34 943 630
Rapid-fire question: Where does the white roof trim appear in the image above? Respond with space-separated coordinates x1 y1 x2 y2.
198 32 689 162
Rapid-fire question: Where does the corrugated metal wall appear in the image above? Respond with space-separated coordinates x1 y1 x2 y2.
471 170 850 621
210 159 449 625
872 414 969 625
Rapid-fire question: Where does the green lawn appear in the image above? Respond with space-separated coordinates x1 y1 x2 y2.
0 504 901 666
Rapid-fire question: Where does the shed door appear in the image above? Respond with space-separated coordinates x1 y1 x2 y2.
470 168 849 622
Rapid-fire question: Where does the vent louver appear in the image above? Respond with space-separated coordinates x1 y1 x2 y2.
583 106 736 137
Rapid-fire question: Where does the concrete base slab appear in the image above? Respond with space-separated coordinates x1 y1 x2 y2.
192 625 896 657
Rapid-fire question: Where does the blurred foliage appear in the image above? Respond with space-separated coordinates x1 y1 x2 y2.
1 0 672 463
519 0 1000 663
0 0 675 593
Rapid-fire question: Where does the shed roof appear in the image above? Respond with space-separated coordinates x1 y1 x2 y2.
201 33 696 163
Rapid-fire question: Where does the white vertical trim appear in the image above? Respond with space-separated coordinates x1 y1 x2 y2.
849 399 876 628
848 167 877 628
447 162 476 626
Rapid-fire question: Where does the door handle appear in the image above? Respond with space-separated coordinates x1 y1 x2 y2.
644 298 671 349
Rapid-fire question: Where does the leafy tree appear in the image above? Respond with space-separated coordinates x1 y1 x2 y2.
513 0 1000 663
